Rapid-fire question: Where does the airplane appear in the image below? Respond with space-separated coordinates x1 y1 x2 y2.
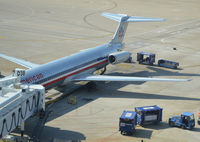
0 13 190 90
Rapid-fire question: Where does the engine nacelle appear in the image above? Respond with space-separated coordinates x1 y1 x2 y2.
108 51 131 64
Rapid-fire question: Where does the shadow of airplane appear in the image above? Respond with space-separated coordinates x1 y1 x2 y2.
107 65 200 79
146 66 200 77
46 81 200 123
91 83 200 101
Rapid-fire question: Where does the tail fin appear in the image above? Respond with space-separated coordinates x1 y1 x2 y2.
101 13 165 44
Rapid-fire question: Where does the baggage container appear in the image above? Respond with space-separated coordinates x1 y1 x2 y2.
158 59 179 69
135 105 162 126
137 52 155 65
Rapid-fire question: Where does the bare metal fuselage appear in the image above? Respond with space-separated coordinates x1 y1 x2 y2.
20 43 122 89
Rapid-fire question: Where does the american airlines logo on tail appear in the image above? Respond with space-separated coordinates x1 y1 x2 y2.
118 27 123 38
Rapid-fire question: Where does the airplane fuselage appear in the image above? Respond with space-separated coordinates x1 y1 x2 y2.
20 43 122 89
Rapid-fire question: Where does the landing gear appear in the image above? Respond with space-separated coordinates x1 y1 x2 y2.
181 125 186 129
94 67 106 75
85 67 106 91
169 121 174 127
100 67 106 75
86 81 97 92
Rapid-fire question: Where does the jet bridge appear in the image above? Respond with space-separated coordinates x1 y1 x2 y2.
0 69 45 139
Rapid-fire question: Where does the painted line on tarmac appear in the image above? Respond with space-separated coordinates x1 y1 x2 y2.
83 0 117 33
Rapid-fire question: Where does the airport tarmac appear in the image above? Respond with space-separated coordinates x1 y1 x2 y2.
0 0 200 141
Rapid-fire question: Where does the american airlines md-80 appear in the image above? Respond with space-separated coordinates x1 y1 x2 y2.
0 13 190 89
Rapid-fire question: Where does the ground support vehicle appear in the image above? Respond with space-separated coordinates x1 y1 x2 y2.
158 59 179 69
125 56 133 63
135 105 162 126
137 52 155 65
119 111 137 135
169 112 195 130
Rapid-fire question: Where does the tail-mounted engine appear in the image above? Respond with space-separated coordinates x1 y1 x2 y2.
108 51 131 64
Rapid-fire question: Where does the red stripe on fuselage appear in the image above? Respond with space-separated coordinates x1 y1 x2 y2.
43 60 107 87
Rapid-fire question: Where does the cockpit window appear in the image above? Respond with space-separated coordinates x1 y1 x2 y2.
190 114 195 120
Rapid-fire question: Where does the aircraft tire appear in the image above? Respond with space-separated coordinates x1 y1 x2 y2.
181 125 185 129
169 121 174 127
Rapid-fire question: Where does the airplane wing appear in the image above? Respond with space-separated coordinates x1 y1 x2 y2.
73 75 191 82
0 54 39 69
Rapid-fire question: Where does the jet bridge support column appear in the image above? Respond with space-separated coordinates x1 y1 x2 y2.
21 120 25 137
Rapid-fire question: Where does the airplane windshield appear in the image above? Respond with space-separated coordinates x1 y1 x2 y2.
120 119 133 124
190 114 195 120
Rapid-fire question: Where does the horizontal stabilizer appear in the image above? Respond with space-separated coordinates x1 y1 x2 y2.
73 75 191 82
0 54 39 69
101 13 165 22
101 13 165 44
101 13 127 22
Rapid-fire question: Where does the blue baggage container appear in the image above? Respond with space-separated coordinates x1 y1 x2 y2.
158 59 179 69
119 111 137 135
137 52 155 65
135 105 162 126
